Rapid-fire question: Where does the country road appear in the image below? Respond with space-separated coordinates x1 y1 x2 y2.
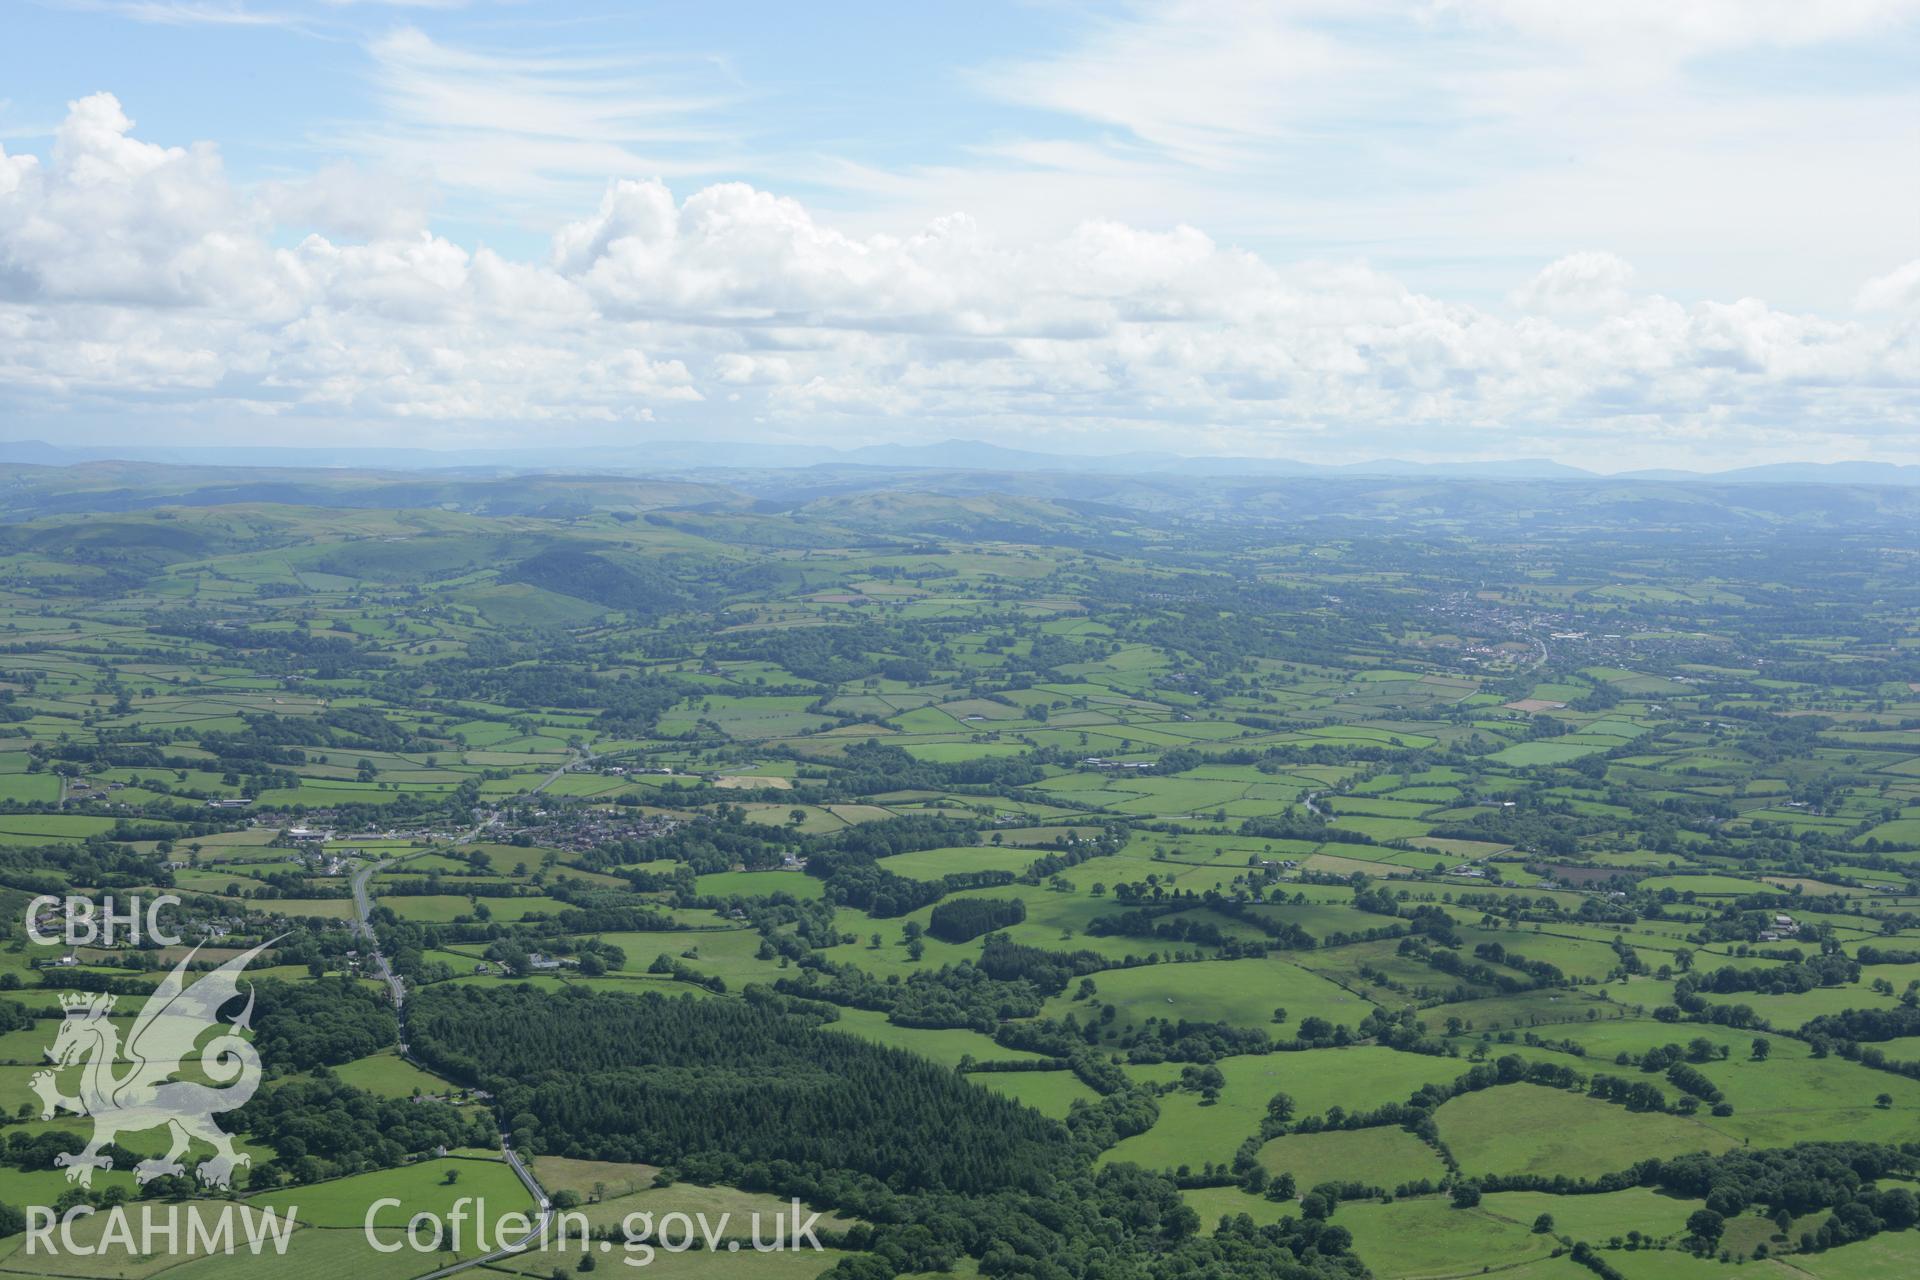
349 852 415 1009
408 1140 554 1280
527 742 590 798
348 840 554 1279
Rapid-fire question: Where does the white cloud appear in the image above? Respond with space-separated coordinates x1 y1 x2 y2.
972 0 1364 171
335 27 748 216
1857 260 1920 312
0 94 271 307
1444 0 1920 57
260 162 430 242
1513 252 1637 317
51 1 306 28
0 144 36 197
4 94 1920 466
844 0 1920 320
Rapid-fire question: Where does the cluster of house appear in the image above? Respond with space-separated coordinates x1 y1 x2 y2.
581 760 680 774
505 810 681 854
1759 913 1798 942
471 952 575 975
285 845 351 875
410 1089 492 1109
61 777 127 803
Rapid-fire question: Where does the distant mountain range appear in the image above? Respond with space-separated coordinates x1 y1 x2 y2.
4 437 1918 486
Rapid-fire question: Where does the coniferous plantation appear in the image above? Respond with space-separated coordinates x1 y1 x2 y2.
0 464 1913 1278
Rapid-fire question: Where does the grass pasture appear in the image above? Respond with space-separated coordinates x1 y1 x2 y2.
1436 1084 1733 1179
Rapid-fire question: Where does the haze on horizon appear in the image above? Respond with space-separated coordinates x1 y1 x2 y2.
3 0 1920 472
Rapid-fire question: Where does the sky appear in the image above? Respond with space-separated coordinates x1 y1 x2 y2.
2 0 1920 469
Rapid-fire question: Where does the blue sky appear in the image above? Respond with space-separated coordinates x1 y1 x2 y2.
2 5 1067 230
3 0 1920 468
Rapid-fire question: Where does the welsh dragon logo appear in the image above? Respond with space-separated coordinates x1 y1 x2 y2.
32 942 268 1189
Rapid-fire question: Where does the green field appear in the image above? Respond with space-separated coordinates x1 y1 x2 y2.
0 461 1914 1280
1255 1126 1449 1189
1437 1084 1734 1178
